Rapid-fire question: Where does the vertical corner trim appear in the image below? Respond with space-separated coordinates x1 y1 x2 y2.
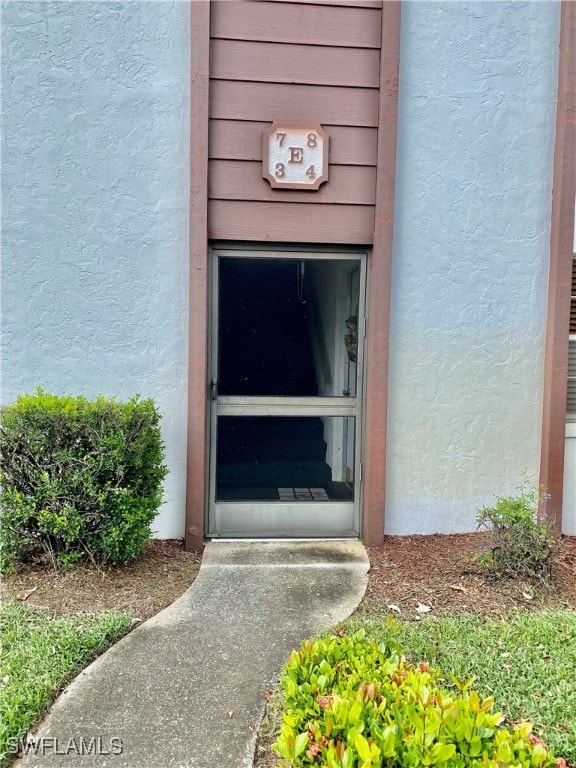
186 0 211 551
362 1 402 547
540 1 576 533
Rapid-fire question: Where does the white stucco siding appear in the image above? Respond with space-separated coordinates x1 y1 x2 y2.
1 1 190 538
385 1 560 533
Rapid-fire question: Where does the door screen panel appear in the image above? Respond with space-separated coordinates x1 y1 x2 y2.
218 258 361 398
216 416 355 502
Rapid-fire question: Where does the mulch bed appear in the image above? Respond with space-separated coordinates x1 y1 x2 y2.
359 532 576 618
0 540 201 621
3 532 574 622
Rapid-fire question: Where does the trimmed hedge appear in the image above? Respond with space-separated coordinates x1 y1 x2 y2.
0 389 168 571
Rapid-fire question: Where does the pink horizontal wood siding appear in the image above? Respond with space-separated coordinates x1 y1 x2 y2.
269 0 383 8
208 0 380 242
209 160 376 205
188 0 401 548
209 121 378 166
208 200 375 243
210 80 379 127
211 39 380 88
211 1 382 48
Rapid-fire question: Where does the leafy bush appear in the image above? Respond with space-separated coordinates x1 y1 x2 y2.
476 482 559 582
0 389 168 572
273 629 560 768
343 612 576 765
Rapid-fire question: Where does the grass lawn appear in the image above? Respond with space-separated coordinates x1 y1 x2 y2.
0 602 132 768
343 610 576 765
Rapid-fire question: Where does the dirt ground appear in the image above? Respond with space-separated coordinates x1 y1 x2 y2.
0 540 202 620
2 532 575 621
359 532 576 618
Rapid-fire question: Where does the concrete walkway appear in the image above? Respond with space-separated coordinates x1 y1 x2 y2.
17 541 369 768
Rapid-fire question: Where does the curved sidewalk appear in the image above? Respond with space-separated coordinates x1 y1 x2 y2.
16 541 369 768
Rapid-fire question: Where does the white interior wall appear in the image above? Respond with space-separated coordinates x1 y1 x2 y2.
307 262 354 481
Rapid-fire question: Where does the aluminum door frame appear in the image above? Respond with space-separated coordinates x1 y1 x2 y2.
207 245 368 538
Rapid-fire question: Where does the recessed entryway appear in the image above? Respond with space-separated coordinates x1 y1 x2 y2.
207 247 367 538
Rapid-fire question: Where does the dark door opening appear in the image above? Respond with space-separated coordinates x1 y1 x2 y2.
218 258 317 396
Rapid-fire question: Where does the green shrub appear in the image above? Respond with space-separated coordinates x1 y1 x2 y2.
273 629 560 768
343 612 576 764
0 389 168 572
476 482 559 582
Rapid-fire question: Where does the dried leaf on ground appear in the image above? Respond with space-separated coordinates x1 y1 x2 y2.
17 586 38 601
358 533 576 618
0 540 201 620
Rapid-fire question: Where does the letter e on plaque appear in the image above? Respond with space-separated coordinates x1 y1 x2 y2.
263 122 329 190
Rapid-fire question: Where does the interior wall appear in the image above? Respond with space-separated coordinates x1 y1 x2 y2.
1 1 190 538
385 1 560 534
307 261 359 481
307 262 344 479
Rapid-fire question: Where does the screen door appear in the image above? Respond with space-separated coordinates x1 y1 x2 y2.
208 248 367 537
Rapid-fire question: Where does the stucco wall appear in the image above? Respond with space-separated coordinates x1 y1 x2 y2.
385 1 560 534
1 1 190 538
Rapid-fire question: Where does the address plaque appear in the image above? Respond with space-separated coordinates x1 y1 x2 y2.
262 122 329 191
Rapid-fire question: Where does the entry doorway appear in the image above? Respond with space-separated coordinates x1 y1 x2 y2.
208 247 367 537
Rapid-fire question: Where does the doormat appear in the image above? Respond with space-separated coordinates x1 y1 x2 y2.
277 487 330 501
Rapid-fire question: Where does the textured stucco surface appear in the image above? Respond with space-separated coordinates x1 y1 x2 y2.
385 1 560 533
1 1 190 537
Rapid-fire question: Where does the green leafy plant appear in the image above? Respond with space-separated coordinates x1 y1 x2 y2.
0 389 168 572
273 628 561 768
475 481 559 582
343 611 576 764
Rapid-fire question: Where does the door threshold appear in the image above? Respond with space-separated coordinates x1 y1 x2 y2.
208 537 360 543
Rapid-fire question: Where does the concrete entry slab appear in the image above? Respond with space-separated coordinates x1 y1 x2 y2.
16 541 369 768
